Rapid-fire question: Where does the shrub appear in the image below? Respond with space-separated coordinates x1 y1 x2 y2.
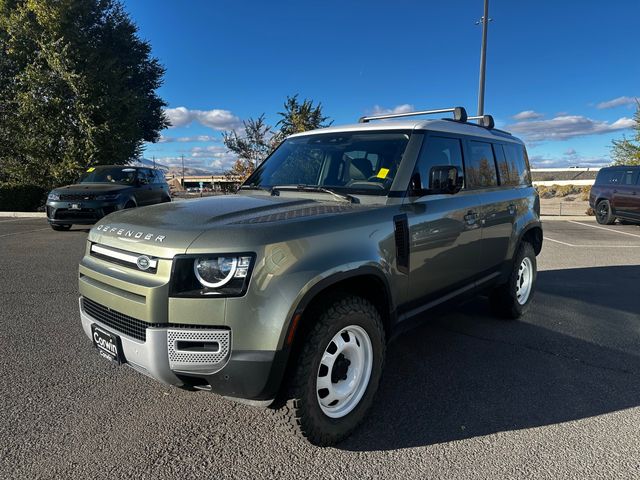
580 185 591 201
554 184 582 197
0 184 48 212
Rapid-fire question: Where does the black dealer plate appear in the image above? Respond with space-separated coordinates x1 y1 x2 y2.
91 324 124 364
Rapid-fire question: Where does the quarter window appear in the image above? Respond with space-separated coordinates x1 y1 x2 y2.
466 141 498 188
622 170 639 185
495 145 519 186
413 136 464 190
502 143 531 186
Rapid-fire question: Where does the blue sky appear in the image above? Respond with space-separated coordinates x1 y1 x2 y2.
124 0 640 171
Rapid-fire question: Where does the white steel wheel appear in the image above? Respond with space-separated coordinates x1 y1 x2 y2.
516 257 533 305
316 325 373 419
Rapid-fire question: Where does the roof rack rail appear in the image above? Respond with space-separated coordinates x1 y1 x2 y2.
358 106 468 124
467 114 495 129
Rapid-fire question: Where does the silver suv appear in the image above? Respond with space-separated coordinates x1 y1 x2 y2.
78 106 542 445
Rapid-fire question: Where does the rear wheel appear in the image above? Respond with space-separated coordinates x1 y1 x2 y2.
489 242 537 319
278 295 385 446
595 200 616 225
124 200 136 209
50 224 71 231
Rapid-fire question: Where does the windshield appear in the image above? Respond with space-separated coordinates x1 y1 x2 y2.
243 131 412 195
79 167 138 185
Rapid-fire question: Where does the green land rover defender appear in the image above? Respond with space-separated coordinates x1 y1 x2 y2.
79 107 542 445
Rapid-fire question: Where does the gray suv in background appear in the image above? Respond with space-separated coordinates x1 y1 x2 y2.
46 165 171 230
77 107 542 445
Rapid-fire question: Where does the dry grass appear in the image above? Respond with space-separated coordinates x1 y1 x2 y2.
535 184 591 201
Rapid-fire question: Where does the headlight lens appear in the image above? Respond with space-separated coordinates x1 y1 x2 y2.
170 254 254 297
95 193 120 201
47 192 60 201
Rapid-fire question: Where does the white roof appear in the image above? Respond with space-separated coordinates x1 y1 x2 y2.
289 119 523 144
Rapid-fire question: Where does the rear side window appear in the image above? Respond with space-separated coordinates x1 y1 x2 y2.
502 143 531 186
466 141 498 188
414 136 465 190
597 170 625 185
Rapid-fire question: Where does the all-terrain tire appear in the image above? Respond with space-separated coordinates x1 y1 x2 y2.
278 295 385 446
595 200 616 225
489 242 537 320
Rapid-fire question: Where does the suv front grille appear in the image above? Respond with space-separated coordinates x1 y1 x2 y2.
60 193 96 201
82 297 149 341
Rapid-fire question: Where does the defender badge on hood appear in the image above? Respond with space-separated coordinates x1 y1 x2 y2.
95 224 166 242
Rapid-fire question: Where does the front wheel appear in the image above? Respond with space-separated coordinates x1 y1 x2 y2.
279 296 385 446
489 242 537 319
596 200 616 225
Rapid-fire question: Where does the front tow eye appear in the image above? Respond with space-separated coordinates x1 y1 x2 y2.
331 353 351 383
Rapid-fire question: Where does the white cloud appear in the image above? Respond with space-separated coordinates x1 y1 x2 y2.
190 145 237 170
507 115 634 142
164 107 242 131
370 104 415 115
596 96 638 110
159 135 217 143
512 110 544 120
563 148 577 156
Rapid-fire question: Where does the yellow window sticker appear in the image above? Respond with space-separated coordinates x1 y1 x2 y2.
376 168 390 179
87 167 95 172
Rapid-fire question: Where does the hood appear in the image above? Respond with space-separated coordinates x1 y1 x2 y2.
88 194 361 257
53 183 132 194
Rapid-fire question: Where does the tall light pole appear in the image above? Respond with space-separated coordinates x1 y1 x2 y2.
477 0 490 116
181 154 185 187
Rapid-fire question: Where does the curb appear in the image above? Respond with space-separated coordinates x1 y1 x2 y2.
0 212 47 218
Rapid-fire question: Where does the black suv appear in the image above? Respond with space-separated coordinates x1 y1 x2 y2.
589 165 640 225
46 166 171 231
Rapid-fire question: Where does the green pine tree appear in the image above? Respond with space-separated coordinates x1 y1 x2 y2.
0 0 168 188
611 101 640 166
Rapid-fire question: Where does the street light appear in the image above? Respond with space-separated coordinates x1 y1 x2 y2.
476 0 492 117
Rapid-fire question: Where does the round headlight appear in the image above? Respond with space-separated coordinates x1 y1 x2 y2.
193 257 238 288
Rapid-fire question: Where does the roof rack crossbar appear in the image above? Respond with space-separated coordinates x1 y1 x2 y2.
359 106 468 124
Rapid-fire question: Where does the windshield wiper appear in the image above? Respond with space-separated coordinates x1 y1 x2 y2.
272 185 359 204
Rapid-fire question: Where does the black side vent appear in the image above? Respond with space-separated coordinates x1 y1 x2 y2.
393 214 410 274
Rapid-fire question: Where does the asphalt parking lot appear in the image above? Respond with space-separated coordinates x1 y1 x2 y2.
2 216 640 479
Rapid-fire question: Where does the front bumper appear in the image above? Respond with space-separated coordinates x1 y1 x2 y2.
47 199 126 225
79 297 285 405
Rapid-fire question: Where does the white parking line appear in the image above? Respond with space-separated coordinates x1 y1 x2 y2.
544 236 640 248
568 221 640 239
0 227 50 238
544 237 575 247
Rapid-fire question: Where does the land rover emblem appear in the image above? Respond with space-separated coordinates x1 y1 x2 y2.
136 255 152 271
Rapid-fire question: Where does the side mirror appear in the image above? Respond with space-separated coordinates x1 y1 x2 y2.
429 166 462 194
